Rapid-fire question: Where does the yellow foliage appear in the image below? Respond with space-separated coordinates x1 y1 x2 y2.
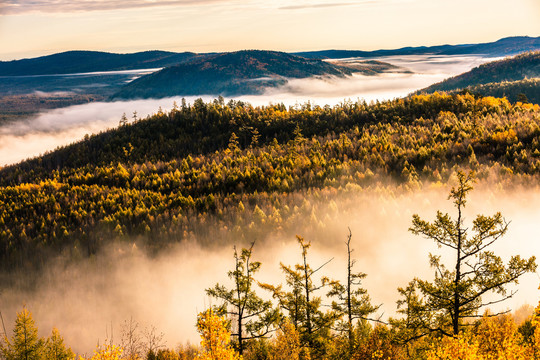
426 335 479 360
528 287 540 357
197 310 241 360
491 129 518 144
79 344 123 360
270 320 301 360
475 313 528 359
428 310 534 360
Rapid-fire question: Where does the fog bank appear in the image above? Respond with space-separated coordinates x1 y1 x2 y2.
0 54 496 166
1 182 538 354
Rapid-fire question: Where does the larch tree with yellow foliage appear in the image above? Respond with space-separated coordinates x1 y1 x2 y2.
45 327 75 360
196 309 241 360
269 320 302 360
0 307 45 360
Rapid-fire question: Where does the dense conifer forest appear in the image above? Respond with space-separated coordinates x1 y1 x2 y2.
1 91 540 360
1 93 539 271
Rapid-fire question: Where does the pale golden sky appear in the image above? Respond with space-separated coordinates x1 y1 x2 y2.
0 0 539 60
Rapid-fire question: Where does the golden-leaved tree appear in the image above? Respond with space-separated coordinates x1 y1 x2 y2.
196 309 241 360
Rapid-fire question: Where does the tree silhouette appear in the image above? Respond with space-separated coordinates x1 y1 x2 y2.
401 171 536 337
206 243 278 355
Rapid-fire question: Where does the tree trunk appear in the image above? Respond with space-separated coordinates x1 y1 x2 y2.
346 233 354 352
453 202 463 336
303 250 313 348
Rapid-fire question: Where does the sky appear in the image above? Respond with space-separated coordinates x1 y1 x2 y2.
0 0 539 60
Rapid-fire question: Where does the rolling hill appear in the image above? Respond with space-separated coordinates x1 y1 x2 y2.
0 50 198 76
417 51 540 103
1 36 538 77
113 50 399 99
0 94 539 271
457 78 540 104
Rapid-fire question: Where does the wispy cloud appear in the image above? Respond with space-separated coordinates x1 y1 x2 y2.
277 0 410 10
1 0 413 14
279 2 364 10
0 0 227 14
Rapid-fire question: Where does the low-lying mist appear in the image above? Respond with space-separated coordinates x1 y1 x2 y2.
1 181 538 354
0 54 496 166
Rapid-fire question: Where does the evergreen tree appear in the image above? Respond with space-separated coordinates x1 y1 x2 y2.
206 242 278 355
400 171 537 337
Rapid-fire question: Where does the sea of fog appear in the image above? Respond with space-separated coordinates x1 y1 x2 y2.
0 54 496 166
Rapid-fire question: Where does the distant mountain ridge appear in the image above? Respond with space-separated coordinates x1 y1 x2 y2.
1 36 539 77
0 50 198 76
294 36 540 59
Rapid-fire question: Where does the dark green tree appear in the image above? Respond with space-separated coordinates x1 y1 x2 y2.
206 242 278 356
327 229 380 354
262 236 336 357
402 171 537 337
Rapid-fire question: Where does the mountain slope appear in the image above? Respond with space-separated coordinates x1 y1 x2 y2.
419 51 540 94
113 50 359 99
0 50 198 76
458 79 540 104
2 36 538 76
295 36 540 59
0 94 539 271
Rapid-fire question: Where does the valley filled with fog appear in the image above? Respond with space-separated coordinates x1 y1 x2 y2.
0 54 495 166
2 52 538 355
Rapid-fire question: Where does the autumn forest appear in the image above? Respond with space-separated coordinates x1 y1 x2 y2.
1 89 540 359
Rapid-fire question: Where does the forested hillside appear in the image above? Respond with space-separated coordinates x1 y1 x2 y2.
1 93 539 272
112 50 398 98
459 78 540 104
420 51 540 94
0 50 198 76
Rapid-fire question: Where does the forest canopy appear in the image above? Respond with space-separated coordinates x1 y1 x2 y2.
1 93 539 272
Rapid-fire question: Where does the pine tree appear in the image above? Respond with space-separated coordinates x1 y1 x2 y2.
206 243 278 355
401 171 537 337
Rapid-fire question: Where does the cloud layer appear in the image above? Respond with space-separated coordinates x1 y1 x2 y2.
0 0 225 14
